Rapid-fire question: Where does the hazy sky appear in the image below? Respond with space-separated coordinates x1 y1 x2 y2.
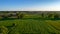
0 0 60 11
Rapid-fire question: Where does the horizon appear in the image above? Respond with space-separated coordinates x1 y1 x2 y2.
0 0 60 11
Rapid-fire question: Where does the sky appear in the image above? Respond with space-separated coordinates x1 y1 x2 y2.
0 0 60 11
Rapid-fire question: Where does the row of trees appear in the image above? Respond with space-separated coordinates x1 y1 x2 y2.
1 12 24 19
1 12 60 19
41 12 60 19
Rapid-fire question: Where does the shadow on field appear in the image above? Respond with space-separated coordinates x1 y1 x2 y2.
0 18 18 21
0 18 60 21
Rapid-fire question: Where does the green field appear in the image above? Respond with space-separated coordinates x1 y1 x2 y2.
0 18 60 34
0 11 60 34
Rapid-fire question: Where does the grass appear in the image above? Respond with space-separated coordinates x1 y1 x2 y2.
0 18 60 34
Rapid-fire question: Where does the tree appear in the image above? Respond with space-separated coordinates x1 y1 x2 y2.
20 14 24 19
41 13 44 18
54 14 59 19
48 14 53 18
40 13 44 18
16 12 24 19
47 12 55 19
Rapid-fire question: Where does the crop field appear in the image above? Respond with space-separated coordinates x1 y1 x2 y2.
0 11 60 34
0 18 60 34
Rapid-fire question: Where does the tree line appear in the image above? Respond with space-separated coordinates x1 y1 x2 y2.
0 12 60 19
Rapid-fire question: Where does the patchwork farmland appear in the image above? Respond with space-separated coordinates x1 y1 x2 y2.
0 11 60 34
